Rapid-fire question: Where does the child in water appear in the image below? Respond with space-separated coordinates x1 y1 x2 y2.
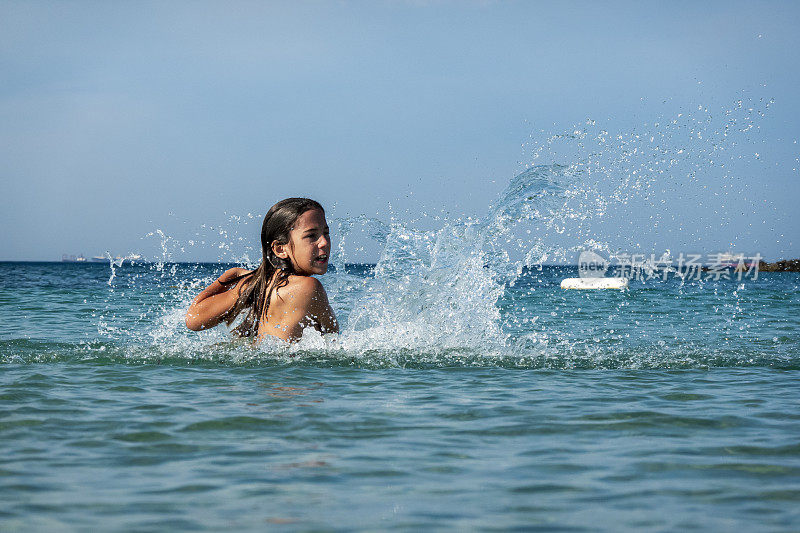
185 198 338 342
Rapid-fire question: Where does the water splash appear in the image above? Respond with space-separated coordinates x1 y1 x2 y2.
105 252 144 285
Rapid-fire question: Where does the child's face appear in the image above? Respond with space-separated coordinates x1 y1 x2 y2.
284 208 331 275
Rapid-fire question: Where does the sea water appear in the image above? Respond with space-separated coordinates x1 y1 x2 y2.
2 102 800 530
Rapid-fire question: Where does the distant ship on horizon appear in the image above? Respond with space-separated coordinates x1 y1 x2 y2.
61 254 142 263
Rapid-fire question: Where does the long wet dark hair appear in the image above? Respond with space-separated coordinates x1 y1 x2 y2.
224 198 325 337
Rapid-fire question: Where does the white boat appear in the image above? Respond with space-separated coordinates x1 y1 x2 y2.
561 277 629 290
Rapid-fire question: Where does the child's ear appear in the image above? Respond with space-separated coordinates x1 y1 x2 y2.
272 242 289 259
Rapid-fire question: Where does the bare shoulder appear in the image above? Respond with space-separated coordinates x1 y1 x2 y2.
277 275 326 300
271 276 330 314
264 275 337 339
289 274 325 292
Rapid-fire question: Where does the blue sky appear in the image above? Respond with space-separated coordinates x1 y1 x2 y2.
1 1 798 262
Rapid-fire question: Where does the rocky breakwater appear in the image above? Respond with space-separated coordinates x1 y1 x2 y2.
758 259 800 272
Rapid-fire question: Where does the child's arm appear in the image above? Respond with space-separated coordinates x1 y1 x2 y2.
185 268 252 331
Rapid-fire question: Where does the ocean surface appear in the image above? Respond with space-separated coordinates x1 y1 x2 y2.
3 107 800 531
1 259 799 531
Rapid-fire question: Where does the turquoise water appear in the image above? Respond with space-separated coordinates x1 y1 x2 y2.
2 261 799 530
3 118 800 530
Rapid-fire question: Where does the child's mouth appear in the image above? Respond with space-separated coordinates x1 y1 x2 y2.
314 255 328 265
